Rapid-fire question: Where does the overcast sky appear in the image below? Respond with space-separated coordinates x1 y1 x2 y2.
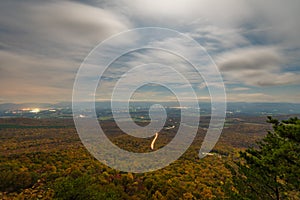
0 0 300 103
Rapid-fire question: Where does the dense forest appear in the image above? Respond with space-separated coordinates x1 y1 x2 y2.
0 116 299 199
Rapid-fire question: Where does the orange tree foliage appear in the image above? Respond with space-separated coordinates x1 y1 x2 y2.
0 117 272 199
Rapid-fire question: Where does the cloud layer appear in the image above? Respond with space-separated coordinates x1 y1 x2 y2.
217 47 300 86
0 0 130 103
0 0 299 103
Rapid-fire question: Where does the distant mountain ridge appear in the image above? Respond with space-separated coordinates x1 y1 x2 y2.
0 102 300 116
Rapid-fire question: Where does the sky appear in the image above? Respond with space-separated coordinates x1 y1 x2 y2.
0 0 300 103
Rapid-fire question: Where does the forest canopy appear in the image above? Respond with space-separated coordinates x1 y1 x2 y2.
226 117 300 200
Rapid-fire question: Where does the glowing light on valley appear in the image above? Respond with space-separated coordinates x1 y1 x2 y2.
29 108 40 113
150 132 159 150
